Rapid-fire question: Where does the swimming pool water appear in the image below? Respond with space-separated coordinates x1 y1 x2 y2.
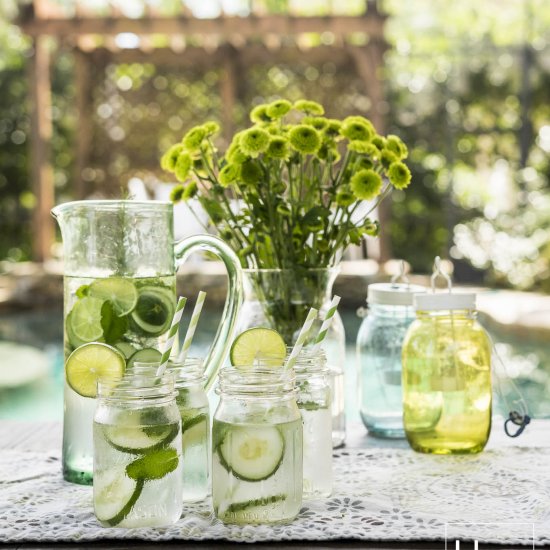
0 308 548 423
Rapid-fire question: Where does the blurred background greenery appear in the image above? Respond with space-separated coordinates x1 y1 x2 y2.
1 0 549 290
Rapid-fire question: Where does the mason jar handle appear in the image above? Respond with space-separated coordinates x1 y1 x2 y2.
174 235 243 391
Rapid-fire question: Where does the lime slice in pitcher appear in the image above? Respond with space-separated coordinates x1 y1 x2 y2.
130 286 175 336
65 343 125 398
230 328 286 367
89 278 138 317
68 297 105 343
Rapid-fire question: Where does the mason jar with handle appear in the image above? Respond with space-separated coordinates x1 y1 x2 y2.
52 200 242 485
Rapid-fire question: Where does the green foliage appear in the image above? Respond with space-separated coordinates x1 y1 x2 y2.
162 101 411 270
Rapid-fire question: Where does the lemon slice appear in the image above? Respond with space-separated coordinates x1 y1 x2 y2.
89 278 138 317
229 328 286 368
65 343 125 398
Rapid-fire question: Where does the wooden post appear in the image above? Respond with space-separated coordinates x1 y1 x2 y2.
28 35 55 261
74 48 92 199
219 46 238 143
349 40 391 262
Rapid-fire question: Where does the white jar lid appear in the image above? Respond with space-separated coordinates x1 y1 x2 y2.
367 283 426 307
414 291 476 311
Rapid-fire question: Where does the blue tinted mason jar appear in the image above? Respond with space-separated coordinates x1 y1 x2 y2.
356 282 425 438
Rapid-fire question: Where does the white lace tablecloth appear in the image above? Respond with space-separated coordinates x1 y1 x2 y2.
1 447 549 544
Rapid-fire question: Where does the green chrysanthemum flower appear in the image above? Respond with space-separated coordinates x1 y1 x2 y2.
347 141 379 156
316 142 340 162
371 136 386 151
239 127 270 157
386 134 408 159
303 116 328 130
362 220 380 236
226 140 248 164
350 169 382 201
294 100 325 115
170 184 185 203
250 105 271 124
388 161 412 190
323 119 342 137
202 121 221 137
219 163 241 187
289 125 321 154
335 185 356 207
380 148 398 169
182 181 198 201
161 144 184 172
240 160 263 185
340 116 375 142
266 99 292 119
355 157 374 171
174 152 193 182
182 126 206 151
267 136 290 159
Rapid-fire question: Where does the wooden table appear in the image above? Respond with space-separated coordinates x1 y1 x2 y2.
1 419 546 550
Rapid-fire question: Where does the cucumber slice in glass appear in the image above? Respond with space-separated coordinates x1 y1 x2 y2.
114 342 137 360
127 348 162 369
182 414 208 448
126 448 179 481
218 425 285 482
104 422 178 454
94 467 143 526
130 286 175 337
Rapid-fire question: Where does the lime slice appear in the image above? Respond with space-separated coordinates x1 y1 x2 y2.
89 278 138 317
230 328 286 367
68 297 105 343
130 286 175 337
65 343 125 398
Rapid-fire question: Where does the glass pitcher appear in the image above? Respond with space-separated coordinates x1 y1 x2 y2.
52 200 242 485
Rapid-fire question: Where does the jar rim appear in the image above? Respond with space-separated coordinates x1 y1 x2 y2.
217 366 295 396
97 371 176 402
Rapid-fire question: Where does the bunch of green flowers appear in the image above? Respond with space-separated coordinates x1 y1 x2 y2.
161 99 411 269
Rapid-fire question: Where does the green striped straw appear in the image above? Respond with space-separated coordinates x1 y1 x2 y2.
177 291 206 364
156 296 187 376
311 295 341 353
285 307 318 370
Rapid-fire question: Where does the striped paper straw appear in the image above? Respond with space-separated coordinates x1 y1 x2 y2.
156 296 187 376
285 307 318 370
311 295 341 353
177 291 206 364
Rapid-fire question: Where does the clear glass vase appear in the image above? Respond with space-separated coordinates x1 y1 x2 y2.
238 268 346 447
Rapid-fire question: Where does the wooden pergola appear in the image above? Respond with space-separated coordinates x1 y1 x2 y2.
18 0 389 262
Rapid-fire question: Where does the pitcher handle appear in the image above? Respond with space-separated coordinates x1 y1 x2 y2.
174 234 243 391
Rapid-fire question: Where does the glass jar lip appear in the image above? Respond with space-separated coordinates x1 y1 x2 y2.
97 371 176 401
217 366 295 395
130 359 206 387
52 199 171 214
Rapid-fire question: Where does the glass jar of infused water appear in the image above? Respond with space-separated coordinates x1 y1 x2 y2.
212 367 303 525
93 371 183 528
402 291 492 454
294 349 332 499
356 282 425 438
170 359 210 502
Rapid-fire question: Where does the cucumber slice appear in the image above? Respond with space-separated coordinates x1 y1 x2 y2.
218 425 285 482
225 494 286 514
104 422 179 454
94 468 144 527
114 342 137 360
130 286 175 337
182 414 208 448
127 348 162 369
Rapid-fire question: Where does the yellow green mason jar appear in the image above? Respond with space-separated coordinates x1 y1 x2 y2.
402 292 492 454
